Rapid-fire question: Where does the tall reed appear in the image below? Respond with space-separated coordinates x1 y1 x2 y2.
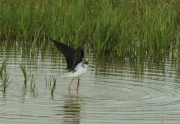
0 0 180 59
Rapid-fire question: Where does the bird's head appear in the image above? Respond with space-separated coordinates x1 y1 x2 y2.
82 61 89 68
82 61 94 69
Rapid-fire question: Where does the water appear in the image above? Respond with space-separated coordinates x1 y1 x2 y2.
0 41 180 124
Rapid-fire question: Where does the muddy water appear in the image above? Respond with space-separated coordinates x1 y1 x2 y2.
0 41 180 124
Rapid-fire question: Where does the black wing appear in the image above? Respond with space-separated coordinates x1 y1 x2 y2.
51 39 75 70
71 47 84 71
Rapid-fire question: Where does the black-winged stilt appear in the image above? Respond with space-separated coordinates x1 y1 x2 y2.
51 39 93 91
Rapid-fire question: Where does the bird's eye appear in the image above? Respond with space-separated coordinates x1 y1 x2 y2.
84 62 89 65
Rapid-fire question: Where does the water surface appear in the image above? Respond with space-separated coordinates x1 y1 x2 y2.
0 41 180 124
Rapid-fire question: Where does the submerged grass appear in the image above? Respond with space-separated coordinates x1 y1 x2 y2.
0 58 8 79
2 69 12 94
30 74 37 97
19 64 31 87
51 76 56 97
45 75 56 97
1 0 180 59
30 74 35 89
0 58 12 94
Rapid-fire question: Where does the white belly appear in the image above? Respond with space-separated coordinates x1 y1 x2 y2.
62 63 87 78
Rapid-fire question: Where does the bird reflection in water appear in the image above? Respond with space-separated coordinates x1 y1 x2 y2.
63 94 84 124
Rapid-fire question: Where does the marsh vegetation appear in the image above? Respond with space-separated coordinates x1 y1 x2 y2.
0 0 180 59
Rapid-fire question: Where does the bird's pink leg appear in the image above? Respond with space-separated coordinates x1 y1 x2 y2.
76 78 80 91
68 78 74 90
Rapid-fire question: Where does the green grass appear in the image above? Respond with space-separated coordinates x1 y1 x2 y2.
19 64 31 87
45 75 56 97
2 69 12 94
0 0 180 59
0 58 8 79
0 58 12 94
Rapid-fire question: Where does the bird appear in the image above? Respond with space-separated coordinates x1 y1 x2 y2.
50 38 92 91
